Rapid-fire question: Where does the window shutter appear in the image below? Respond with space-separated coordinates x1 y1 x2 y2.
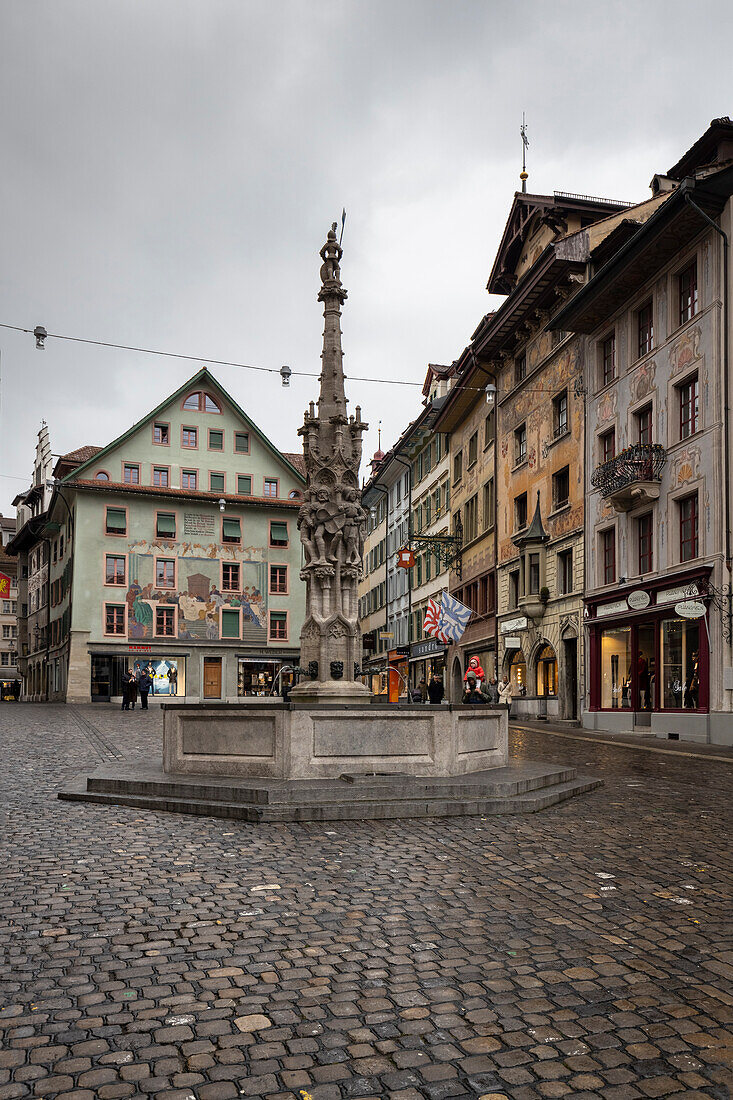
270 522 288 543
223 518 241 539
221 610 240 639
157 513 176 536
106 508 126 531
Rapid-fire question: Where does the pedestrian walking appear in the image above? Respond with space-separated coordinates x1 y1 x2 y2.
498 676 513 716
418 677 428 703
427 675 444 705
138 669 152 710
483 676 499 704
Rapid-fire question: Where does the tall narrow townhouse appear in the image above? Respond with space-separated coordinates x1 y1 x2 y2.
552 118 733 744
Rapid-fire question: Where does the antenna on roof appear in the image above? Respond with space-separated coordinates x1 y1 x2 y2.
520 113 529 193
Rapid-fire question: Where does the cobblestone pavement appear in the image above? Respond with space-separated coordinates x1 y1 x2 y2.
1 704 731 1100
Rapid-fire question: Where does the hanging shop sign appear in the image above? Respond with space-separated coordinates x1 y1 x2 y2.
379 631 394 640
396 549 415 569
627 590 650 610
674 600 707 620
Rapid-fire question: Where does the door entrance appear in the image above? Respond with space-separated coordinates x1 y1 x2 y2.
563 638 578 720
203 657 222 699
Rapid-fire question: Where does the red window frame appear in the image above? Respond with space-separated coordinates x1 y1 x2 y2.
181 426 198 449
153 466 170 487
679 262 698 325
153 422 170 445
680 494 698 562
269 610 288 641
638 513 653 574
181 469 198 490
601 529 615 585
105 554 126 586
263 478 279 498
222 562 240 592
269 564 288 594
155 606 176 637
123 463 140 485
104 604 125 636
155 559 176 589
679 375 699 439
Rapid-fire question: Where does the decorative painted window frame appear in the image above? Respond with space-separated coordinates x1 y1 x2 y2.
103 553 128 588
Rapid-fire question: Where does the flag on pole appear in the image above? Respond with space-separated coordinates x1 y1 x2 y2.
423 597 449 643
0 573 11 597
436 592 472 643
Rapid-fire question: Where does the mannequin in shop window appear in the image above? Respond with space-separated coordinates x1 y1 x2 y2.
684 652 699 709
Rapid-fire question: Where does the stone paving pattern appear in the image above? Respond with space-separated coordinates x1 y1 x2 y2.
1 703 731 1100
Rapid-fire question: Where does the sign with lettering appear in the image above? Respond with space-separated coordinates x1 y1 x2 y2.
627 590 650 610
129 645 152 653
411 637 446 658
503 636 521 649
183 512 217 537
500 616 528 634
658 582 699 605
674 600 706 620
596 599 629 618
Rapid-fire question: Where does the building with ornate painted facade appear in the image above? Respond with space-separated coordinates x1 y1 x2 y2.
552 118 733 744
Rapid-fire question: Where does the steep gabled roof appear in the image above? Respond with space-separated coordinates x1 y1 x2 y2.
667 116 733 180
61 367 306 485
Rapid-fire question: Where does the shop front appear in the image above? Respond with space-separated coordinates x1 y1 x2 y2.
500 616 560 719
387 646 409 702
91 645 187 701
586 570 711 739
237 655 296 697
409 637 447 694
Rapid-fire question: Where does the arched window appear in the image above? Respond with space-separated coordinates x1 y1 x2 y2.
536 644 557 696
95 471 110 481
509 650 527 695
288 489 302 500
182 391 221 413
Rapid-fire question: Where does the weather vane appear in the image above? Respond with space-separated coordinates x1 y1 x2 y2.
520 113 529 193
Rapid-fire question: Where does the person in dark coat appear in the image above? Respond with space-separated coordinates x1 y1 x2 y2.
138 670 152 710
427 675 444 705
122 671 138 711
462 674 484 704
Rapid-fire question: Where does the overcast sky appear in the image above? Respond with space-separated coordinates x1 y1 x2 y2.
1 0 732 513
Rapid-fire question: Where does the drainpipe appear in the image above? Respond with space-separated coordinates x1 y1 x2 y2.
682 182 732 647
392 455 413 686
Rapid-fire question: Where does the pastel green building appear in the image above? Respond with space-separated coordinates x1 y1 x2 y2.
14 368 306 703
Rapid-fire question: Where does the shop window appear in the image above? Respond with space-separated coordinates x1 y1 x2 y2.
536 644 557 696
208 429 224 451
237 475 252 496
558 548 573 594
270 522 288 547
153 466 169 487
637 300 654 358
223 517 241 544
222 563 240 592
638 513 653 574
123 463 140 485
156 559 175 589
678 261 698 326
600 626 632 709
509 649 526 694
600 528 616 585
270 611 288 640
105 507 127 536
601 332 616 386
156 512 176 538
221 609 240 639
599 428 615 464
661 618 700 709
104 604 125 636
467 432 478 468
210 472 225 492
105 555 126 586
678 374 699 439
553 390 568 438
514 493 527 532
270 564 287 594
264 478 278 498
153 422 170 445
514 424 527 465
155 607 176 637
182 469 198 489
552 466 570 510
235 432 250 454
182 427 198 448
635 404 652 446
679 493 698 562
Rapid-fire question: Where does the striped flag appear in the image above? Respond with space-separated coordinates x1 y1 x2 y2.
437 592 472 643
423 597 450 643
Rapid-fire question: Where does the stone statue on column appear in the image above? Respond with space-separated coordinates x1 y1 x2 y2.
290 225 371 703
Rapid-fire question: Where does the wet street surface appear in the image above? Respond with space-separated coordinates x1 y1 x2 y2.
1 703 731 1099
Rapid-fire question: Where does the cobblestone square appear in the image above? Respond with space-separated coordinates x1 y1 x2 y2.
1 704 731 1099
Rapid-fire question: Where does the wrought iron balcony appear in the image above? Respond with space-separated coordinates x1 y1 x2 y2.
591 443 667 512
